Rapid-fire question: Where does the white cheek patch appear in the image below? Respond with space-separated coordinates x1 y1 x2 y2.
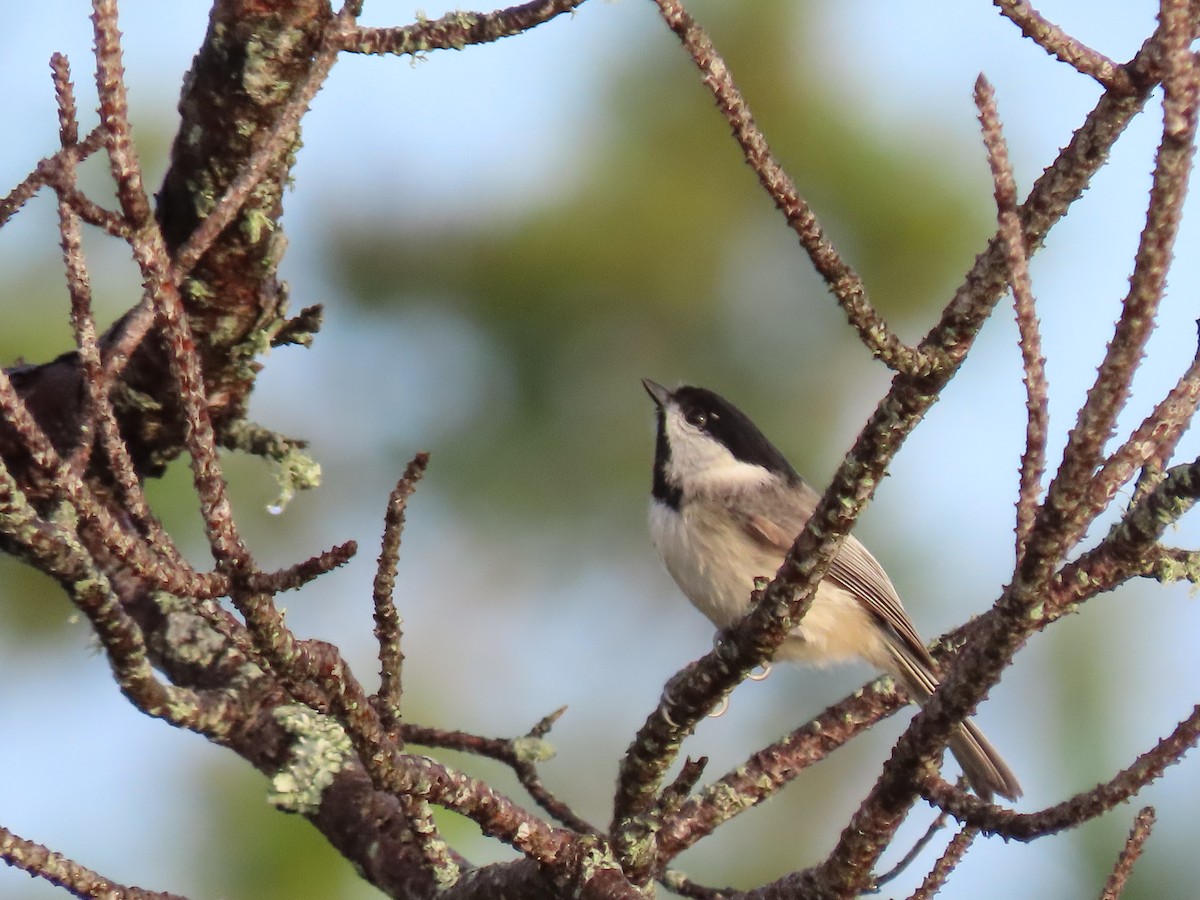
663 406 773 494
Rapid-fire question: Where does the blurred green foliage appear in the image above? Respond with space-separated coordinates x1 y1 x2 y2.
327 0 990 525
196 762 378 900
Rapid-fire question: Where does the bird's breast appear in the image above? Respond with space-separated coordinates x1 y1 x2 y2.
649 498 782 630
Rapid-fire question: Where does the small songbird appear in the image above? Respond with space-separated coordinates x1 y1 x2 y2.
643 379 1021 801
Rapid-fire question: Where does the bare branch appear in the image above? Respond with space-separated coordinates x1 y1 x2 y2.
373 452 430 731
876 811 951 892
92 2 256 581
0 362 224 598
51 58 191 581
920 700 1199 840
400 711 599 835
0 462 235 735
248 541 359 594
656 676 902 863
1093 330 1200 511
0 127 107 229
907 825 979 900
975 75 1050 561
0 826 188 900
91 0 153 227
617 5 1168 891
1020 0 1198 589
170 12 339 280
994 0 1133 91
3 0 1198 896
658 870 736 899
809 16 1177 891
339 0 587 56
1048 456 1200 623
1099 807 1157 900
648 0 933 376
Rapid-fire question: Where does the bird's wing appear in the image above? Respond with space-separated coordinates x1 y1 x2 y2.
824 534 940 673
736 495 939 679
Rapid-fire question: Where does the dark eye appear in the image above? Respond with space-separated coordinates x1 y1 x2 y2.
685 408 709 428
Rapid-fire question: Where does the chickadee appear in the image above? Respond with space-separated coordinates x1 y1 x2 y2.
643 379 1021 802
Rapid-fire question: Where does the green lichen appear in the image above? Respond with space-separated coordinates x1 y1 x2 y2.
116 384 166 413
1154 552 1200 589
444 12 474 50
242 32 300 105
186 171 218 219
240 205 275 245
267 444 322 515
182 277 214 301
269 705 353 815
46 498 80 535
510 735 556 764
572 838 626 888
163 607 231 668
704 778 756 817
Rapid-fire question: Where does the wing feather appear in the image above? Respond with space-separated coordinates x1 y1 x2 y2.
734 492 938 677
732 488 1021 800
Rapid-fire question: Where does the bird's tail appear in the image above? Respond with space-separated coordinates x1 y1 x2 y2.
947 716 1023 802
886 645 1022 802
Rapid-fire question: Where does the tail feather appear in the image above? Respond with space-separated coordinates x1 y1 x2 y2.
885 643 1022 802
949 717 1023 802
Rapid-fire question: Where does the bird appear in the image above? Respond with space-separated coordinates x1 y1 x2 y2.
642 378 1021 802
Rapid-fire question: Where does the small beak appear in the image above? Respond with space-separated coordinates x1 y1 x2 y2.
641 378 671 409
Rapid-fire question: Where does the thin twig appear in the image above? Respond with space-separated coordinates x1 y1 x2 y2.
248 542 359 595
906 825 979 900
51 56 192 576
658 870 735 899
920 700 1199 840
876 811 950 890
0 825 188 900
0 461 234 735
0 126 106 228
1099 807 1156 900
617 6 1162 886
994 0 1132 91
93 0 256 580
274 640 610 884
514 743 602 834
1094 330 1200 510
373 453 429 732
1097 459 1200 558
96 297 157 391
922 28 1159 361
810 18 1175 890
657 676 902 862
974 75 1050 562
339 0 587 56
0 362 224 598
649 0 933 376
1050 457 1200 621
53 51 96 473
1019 0 1198 588
401 711 601 835
91 0 153 227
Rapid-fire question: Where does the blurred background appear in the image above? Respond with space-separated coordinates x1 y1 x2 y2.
1 1 1199 897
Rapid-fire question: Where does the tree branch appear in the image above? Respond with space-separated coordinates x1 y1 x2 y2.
0 826 188 900
649 0 933 376
1099 807 1156 900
